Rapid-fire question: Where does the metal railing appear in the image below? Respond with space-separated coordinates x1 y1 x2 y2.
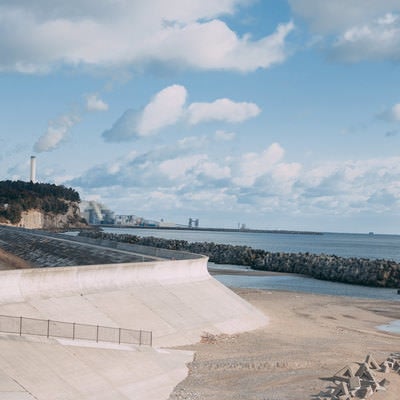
0 314 152 346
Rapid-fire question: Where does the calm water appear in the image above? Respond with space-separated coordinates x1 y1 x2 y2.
103 227 400 262
210 263 399 300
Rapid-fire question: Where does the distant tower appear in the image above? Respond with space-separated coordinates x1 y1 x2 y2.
30 156 37 183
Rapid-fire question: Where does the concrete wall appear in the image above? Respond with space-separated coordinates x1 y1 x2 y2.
0 247 268 399
0 258 268 346
0 258 209 305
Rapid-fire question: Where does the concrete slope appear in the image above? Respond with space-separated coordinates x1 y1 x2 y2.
0 252 268 399
0 258 268 347
0 334 193 400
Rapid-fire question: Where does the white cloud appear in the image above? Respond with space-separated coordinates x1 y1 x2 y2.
187 98 261 125
331 12 400 62
197 161 231 180
153 19 294 72
233 142 285 187
289 0 400 34
103 84 261 141
159 154 207 180
137 85 187 136
34 113 80 152
0 1 293 73
102 109 138 142
68 139 400 229
289 1 400 62
86 94 109 112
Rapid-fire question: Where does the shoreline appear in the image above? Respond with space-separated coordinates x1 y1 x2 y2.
208 266 292 277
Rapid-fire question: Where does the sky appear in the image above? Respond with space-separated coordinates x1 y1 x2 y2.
1 0 400 234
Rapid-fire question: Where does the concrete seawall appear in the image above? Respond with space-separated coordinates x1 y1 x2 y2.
0 258 209 304
0 256 268 347
0 227 268 399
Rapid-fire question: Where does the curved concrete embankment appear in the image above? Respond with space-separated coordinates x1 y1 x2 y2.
0 258 209 304
0 257 267 347
0 227 268 399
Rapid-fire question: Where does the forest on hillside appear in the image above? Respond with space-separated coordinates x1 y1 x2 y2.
0 180 81 224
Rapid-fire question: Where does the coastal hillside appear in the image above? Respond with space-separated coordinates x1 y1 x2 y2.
0 180 86 229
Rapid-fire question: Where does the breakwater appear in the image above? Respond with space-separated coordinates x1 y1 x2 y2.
78 231 400 288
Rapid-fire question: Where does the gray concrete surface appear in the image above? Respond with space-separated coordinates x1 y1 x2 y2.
0 226 268 399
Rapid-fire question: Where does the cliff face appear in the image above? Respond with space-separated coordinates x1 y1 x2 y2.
0 181 87 230
6 202 86 230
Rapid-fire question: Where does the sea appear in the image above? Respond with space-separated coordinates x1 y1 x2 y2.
100 227 400 333
102 228 400 262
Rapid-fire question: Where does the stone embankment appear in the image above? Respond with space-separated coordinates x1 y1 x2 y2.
79 231 400 288
0 226 148 267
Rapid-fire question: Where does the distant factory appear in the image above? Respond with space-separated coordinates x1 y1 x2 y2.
80 201 198 229
80 201 175 228
80 201 115 225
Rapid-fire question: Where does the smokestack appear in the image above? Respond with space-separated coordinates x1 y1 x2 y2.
30 156 37 183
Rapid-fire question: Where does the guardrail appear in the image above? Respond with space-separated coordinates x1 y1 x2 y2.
0 315 152 346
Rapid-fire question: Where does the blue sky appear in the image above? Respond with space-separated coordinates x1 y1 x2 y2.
1 0 400 234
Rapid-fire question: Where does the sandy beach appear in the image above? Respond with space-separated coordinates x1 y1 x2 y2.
169 288 400 400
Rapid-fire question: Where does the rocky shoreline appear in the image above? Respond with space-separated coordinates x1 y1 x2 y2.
79 231 400 288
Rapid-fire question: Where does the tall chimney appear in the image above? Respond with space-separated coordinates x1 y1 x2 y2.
30 156 37 183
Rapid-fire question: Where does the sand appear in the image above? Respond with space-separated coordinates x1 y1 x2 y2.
169 288 400 400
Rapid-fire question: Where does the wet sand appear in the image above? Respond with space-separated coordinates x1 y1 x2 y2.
169 288 400 400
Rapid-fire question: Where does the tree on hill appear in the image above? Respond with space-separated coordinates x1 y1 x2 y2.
0 180 81 224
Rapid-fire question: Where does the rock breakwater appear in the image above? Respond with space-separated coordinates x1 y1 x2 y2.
78 231 400 288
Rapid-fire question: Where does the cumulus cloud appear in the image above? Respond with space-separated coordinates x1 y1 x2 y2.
159 154 207 180
86 94 108 112
331 12 400 62
68 138 400 226
103 84 261 141
233 143 286 187
187 98 261 125
102 109 139 142
289 1 400 62
136 85 187 136
0 1 293 73
34 113 80 152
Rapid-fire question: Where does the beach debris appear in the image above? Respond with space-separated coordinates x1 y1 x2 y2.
317 353 400 399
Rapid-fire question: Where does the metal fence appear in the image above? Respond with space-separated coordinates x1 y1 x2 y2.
0 314 152 346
